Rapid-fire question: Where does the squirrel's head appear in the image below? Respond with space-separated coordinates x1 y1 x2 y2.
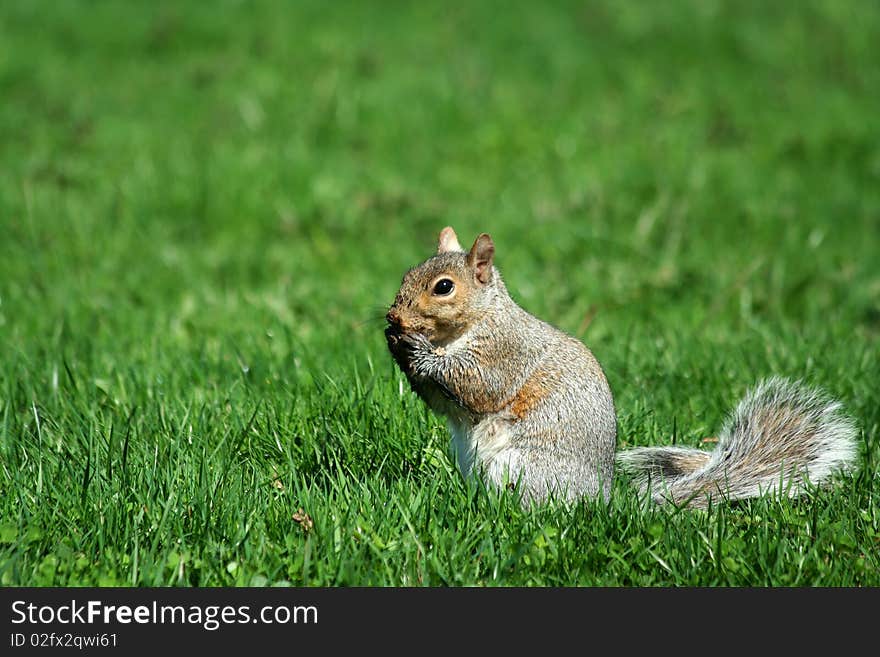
386 227 499 347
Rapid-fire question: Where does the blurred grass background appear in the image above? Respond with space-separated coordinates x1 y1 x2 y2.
1 0 878 585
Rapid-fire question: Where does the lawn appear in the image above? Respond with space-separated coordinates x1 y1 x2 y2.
1 0 878 586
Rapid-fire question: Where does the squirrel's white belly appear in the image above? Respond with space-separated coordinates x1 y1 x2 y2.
448 417 522 487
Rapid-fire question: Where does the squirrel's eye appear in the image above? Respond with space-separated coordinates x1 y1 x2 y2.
432 279 455 296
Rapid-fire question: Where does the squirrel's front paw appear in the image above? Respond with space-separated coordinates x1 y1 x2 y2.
385 325 403 351
386 329 435 372
400 332 433 352
386 327 413 370
399 333 443 373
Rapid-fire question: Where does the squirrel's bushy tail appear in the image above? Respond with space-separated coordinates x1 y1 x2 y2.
617 377 858 509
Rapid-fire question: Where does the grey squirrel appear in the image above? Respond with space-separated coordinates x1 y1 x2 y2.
385 227 859 508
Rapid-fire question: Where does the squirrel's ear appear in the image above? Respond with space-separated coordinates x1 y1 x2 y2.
437 226 464 254
467 233 495 285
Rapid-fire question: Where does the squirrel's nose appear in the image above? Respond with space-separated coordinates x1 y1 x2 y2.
386 308 400 325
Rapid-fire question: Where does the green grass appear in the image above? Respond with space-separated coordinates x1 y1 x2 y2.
1 0 879 586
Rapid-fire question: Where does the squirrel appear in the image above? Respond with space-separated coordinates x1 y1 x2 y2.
384 226 859 508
